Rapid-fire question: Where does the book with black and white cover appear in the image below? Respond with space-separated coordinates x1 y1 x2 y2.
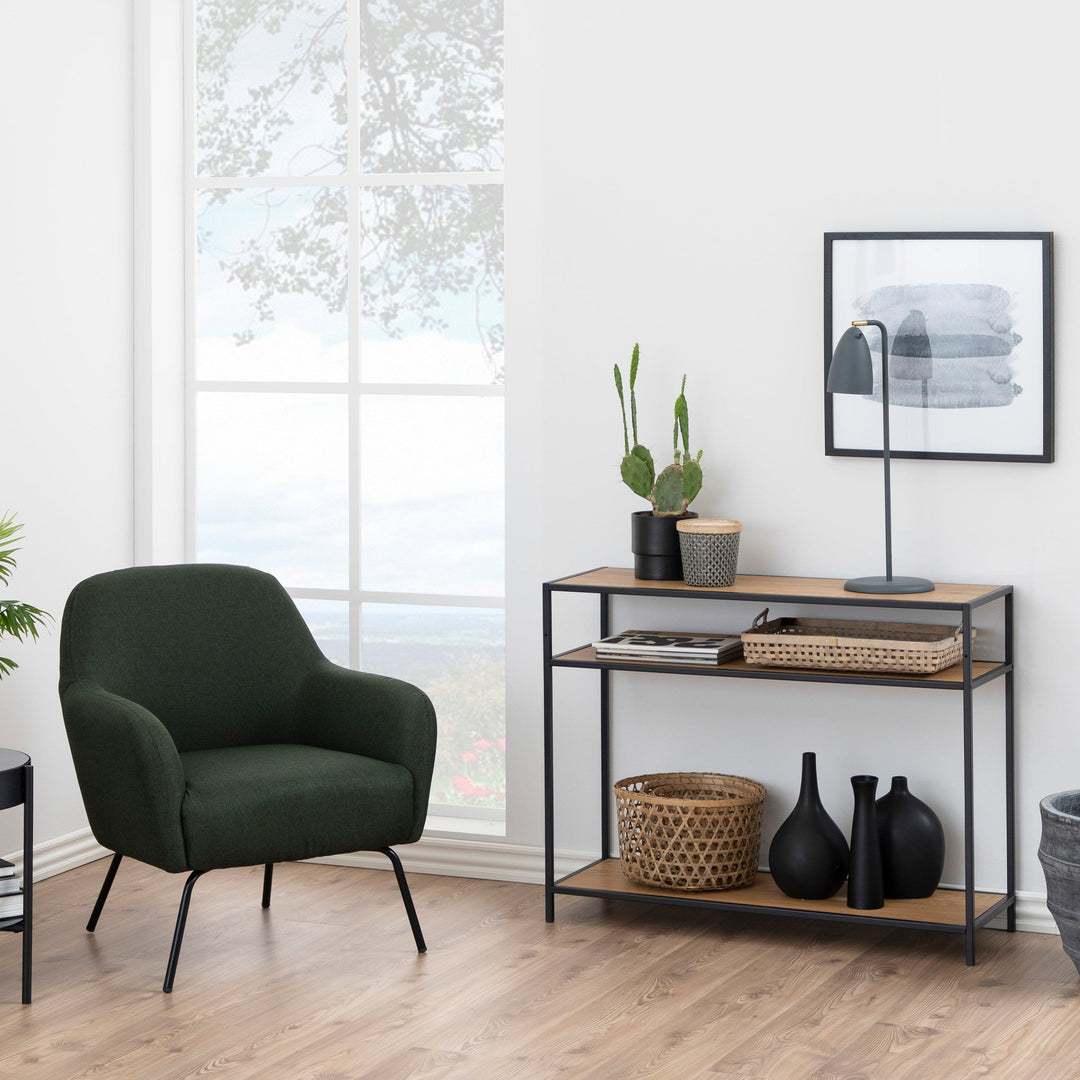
593 630 743 664
0 876 21 896
594 651 729 666
0 892 23 919
0 857 15 878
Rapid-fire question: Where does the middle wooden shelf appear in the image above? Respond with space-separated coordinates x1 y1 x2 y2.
552 645 1008 690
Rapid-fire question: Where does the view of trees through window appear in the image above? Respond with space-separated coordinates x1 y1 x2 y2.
193 0 505 815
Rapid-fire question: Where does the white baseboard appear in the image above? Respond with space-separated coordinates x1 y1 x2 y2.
309 834 592 884
3 828 590 889
993 892 1056 935
5 827 110 882
9 828 1059 936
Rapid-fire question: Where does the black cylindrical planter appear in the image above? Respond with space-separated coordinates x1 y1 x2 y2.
631 510 696 580
768 751 849 900
876 776 945 899
848 775 884 909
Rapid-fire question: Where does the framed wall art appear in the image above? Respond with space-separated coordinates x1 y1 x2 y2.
824 232 1053 462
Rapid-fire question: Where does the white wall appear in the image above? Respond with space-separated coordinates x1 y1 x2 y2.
507 0 1075 902
0 3 134 854
0 0 1072 911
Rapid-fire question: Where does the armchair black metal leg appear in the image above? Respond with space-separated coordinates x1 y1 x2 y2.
163 870 204 993
380 847 426 954
86 853 123 933
262 863 273 909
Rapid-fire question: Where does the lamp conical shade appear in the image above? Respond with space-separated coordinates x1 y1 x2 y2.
828 326 873 394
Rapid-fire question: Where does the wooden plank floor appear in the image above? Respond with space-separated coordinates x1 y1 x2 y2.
0 857 1077 1079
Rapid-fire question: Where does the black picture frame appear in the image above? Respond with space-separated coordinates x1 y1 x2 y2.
824 232 1053 463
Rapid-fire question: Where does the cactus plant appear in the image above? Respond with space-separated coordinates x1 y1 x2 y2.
615 344 703 516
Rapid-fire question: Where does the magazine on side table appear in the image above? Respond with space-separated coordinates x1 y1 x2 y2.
592 630 744 666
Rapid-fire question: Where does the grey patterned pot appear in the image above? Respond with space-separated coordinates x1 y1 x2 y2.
1039 790 1080 976
676 517 742 587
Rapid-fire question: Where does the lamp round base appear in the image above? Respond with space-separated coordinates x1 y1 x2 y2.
843 575 935 594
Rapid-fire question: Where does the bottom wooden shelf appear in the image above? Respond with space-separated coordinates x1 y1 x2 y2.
555 859 1008 931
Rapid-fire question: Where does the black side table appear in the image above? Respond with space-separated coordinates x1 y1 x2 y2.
0 749 31 1004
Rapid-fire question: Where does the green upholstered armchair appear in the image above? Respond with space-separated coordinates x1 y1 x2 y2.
58 563 437 992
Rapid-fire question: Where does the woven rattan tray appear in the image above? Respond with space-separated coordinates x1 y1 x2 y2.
740 608 969 674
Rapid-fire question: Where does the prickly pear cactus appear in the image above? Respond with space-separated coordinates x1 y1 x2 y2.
683 454 703 504
621 446 654 499
614 346 703 514
652 463 689 515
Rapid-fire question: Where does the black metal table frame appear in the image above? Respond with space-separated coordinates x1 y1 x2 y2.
542 569 1015 966
0 752 32 1004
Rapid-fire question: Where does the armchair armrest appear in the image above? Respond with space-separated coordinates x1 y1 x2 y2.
298 661 437 839
60 679 189 872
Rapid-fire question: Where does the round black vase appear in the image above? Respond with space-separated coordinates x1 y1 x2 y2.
876 776 945 899
768 752 849 900
847 775 884 909
630 510 696 580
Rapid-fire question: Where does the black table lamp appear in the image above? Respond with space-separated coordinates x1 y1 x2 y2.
827 319 934 594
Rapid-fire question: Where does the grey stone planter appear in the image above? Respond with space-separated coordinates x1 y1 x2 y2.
1039 790 1080 976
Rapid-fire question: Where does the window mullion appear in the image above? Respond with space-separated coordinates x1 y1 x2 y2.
194 171 502 188
183 0 197 564
348 0 362 671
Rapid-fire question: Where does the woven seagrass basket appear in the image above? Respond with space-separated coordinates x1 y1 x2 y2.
613 772 766 891
741 609 969 674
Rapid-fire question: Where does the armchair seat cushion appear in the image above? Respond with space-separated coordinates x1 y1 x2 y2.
179 744 414 870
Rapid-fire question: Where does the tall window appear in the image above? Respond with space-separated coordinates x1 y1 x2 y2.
192 0 505 823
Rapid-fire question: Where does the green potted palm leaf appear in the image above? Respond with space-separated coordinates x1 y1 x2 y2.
614 344 703 579
0 514 50 678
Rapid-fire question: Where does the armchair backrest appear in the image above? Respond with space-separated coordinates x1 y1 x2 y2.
60 564 325 752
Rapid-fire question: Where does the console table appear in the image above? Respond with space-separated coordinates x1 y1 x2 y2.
0 748 32 1003
542 568 1014 965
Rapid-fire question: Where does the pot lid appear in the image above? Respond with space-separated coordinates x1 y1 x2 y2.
675 517 742 534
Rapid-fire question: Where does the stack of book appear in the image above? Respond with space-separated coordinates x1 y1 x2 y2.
0 857 23 921
592 630 744 666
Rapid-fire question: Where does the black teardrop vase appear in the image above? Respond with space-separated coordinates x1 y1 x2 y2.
847 775 884 909
769 752 849 900
876 775 945 899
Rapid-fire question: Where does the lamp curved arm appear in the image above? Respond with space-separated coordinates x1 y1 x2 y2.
853 319 889 397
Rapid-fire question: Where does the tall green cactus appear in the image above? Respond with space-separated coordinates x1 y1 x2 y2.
614 346 703 516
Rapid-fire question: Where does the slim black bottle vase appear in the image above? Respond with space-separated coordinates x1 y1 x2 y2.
847 775 884 910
